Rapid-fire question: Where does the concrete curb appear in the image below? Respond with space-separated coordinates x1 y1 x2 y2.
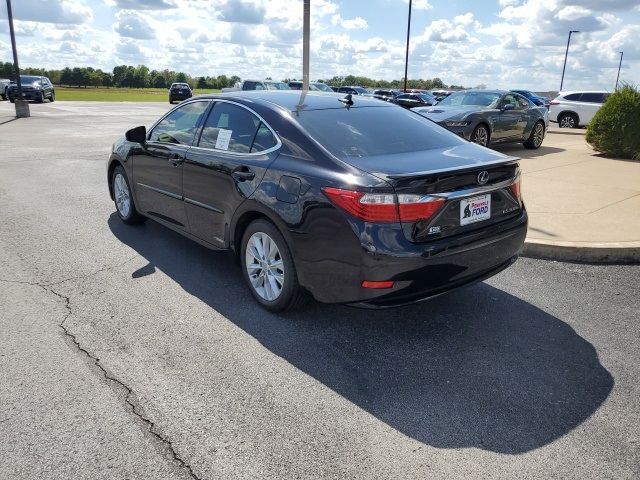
547 128 586 136
523 239 640 264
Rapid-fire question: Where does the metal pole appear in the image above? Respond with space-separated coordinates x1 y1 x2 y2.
560 30 578 92
615 51 623 90
302 0 310 91
403 0 412 93
5 0 29 117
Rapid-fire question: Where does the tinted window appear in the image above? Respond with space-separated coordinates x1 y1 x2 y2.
564 93 582 101
243 81 258 90
516 95 531 109
149 101 209 144
296 106 462 159
580 93 605 103
199 102 276 154
439 91 501 107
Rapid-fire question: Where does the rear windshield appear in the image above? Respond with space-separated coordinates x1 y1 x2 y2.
295 106 463 158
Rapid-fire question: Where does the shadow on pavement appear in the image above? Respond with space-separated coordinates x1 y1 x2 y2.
108 214 613 455
494 145 565 159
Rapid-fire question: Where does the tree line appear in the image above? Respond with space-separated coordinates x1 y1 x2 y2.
0 62 464 90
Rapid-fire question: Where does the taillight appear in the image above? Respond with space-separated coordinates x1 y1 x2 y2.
509 177 522 205
322 187 445 223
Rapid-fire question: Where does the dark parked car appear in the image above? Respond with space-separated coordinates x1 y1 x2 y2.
108 91 527 311
415 90 549 149
511 89 548 109
288 81 333 92
335 86 368 95
372 89 400 101
0 79 10 100
6 75 55 103
393 92 437 109
169 83 192 104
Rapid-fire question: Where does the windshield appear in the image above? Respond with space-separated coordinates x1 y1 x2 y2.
312 82 333 92
20 75 41 84
295 106 462 159
438 91 501 107
264 82 291 90
352 87 368 94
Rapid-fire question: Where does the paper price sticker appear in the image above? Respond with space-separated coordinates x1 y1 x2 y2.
215 129 232 150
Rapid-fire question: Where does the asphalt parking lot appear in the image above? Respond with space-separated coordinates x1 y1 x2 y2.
1 101 638 480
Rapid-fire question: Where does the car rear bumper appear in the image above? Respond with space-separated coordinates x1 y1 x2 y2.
298 210 527 307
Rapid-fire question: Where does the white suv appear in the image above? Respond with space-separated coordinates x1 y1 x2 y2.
549 91 610 128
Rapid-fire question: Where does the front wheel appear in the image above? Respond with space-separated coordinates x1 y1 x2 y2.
240 219 306 312
9 97 14 103
471 124 490 147
524 121 545 149
112 165 146 224
37 91 45 103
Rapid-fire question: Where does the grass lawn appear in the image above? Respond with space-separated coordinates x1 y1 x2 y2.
54 87 220 102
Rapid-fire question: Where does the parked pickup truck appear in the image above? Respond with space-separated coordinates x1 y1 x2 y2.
221 80 291 92
0 79 10 100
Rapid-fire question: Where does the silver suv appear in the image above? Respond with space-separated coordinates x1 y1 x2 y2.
549 91 609 128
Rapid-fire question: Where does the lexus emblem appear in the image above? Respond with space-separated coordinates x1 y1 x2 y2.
477 171 489 185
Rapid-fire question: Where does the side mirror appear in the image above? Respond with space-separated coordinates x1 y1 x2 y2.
501 104 515 111
125 125 147 144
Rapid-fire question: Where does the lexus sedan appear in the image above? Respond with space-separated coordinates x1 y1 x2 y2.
414 90 549 149
108 91 527 311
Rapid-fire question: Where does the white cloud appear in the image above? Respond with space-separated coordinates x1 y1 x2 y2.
0 0 92 25
114 10 156 39
331 14 368 30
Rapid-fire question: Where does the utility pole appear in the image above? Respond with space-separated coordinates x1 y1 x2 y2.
302 0 310 91
403 0 412 93
615 51 624 90
560 30 579 92
5 0 29 117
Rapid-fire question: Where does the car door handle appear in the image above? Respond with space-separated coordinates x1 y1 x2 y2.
231 167 255 182
168 154 184 167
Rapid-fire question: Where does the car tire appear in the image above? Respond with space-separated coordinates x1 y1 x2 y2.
523 121 545 149
1 94 5 101
112 165 146 225
558 112 578 128
240 219 307 312
9 97 14 103
37 91 45 103
49 91 55 102
471 124 490 147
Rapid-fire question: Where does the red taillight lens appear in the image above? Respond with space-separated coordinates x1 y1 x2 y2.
322 188 446 223
322 187 398 222
362 280 394 289
509 177 522 204
397 195 445 222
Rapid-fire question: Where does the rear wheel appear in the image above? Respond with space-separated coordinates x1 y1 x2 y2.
112 165 146 224
524 121 545 149
471 124 490 147
558 112 578 128
49 91 55 102
240 219 306 312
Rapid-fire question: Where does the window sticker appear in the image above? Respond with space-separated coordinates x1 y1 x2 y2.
215 128 232 150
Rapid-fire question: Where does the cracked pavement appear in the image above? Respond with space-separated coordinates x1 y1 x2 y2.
1 102 639 479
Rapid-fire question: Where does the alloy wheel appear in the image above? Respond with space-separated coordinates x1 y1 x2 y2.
473 126 489 147
113 173 131 218
533 123 544 147
560 115 575 128
245 232 285 301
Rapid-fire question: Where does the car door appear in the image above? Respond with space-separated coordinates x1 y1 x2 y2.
495 93 523 141
182 101 280 247
513 94 533 138
42 77 53 97
131 100 210 228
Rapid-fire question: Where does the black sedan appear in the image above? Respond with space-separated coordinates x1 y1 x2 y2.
393 92 437 109
414 90 549 149
108 91 527 311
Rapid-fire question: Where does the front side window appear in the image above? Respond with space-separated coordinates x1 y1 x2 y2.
149 101 209 145
198 102 277 154
564 93 582 101
439 91 501 107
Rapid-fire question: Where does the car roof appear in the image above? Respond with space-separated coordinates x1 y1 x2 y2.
452 89 506 95
197 90 394 112
559 90 609 94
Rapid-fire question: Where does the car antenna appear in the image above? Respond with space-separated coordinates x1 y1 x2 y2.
339 93 353 107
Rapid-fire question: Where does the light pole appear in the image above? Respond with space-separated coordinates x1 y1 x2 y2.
560 30 579 92
5 0 29 117
302 0 310 91
403 0 412 93
615 51 624 90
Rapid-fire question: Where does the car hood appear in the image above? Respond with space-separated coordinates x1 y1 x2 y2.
415 105 493 122
339 141 518 183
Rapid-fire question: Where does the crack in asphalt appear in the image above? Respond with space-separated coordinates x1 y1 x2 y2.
0 276 202 480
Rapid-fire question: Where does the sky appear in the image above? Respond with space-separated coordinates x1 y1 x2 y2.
0 0 639 91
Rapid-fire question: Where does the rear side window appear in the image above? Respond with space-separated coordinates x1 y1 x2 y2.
149 101 209 144
198 102 277 154
580 93 605 103
564 93 582 101
296 106 463 159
